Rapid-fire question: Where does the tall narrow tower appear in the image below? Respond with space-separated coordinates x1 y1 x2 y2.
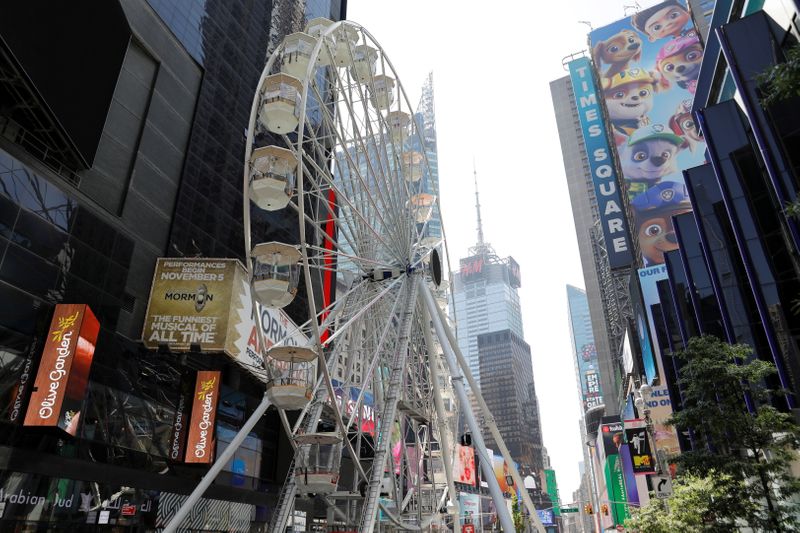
450 170 543 474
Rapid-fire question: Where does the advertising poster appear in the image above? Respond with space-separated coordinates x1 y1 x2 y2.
631 269 659 384
459 492 480 526
491 454 516 496
142 259 238 352
536 509 554 526
605 455 631 524
454 444 477 486
24 304 100 436
625 419 656 474
590 0 707 267
330 379 375 436
185 370 221 464
619 444 642 507
544 469 561 516
647 384 682 457
568 57 634 269
143 258 310 384
638 263 669 381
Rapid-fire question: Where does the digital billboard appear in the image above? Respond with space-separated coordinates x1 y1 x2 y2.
459 492 480 526
597 417 630 526
624 419 656 475
454 444 476 486
567 286 603 411
24 304 100 436
568 56 634 269
590 0 707 267
647 384 682 457
331 379 375 436
638 263 668 382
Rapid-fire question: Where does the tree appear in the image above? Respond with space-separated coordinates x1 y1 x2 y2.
511 493 524 533
625 471 753 533
667 335 800 531
758 43 800 106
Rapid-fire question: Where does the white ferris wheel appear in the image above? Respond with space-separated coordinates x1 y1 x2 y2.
164 19 545 533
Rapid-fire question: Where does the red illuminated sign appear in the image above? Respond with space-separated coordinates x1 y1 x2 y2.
460 257 484 277
185 370 221 464
24 304 100 436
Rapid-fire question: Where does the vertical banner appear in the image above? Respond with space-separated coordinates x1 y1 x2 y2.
624 419 656 474
567 286 603 410
638 264 669 381
598 417 629 526
590 0 707 267
24 304 100 436
185 370 221 464
568 57 634 268
458 492 480 527
619 444 641 507
168 370 195 463
647 384 682 458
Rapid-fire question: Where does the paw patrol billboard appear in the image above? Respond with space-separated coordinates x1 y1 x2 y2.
590 0 707 266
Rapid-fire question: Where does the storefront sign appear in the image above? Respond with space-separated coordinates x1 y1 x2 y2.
185 370 221 464
168 371 195 462
8 337 39 423
24 304 100 435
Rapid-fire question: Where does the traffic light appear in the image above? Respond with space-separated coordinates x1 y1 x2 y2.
601 504 609 516
584 504 593 515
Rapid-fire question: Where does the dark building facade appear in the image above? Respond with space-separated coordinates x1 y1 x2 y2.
653 0 800 424
0 0 345 530
477 329 544 475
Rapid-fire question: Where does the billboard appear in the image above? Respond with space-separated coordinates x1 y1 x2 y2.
647 384 682 457
459 255 485 279
544 469 561 516
454 444 476 486
142 259 239 352
597 417 629 526
24 304 100 436
142 258 309 383
567 286 603 411
568 56 634 269
167 370 195 462
459 492 480 526
331 379 375 436
624 419 656 474
638 263 669 382
631 268 659 384
185 370 221 464
590 0 707 266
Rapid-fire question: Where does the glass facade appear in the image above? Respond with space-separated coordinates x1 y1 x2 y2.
451 259 524 387
566 285 603 412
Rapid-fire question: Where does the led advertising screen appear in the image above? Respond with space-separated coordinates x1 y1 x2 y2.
590 0 707 266
331 379 375 436
624 419 656 474
568 57 634 269
459 492 480 526
638 263 669 381
24 304 100 436
454 444 477 486
567 286 603 411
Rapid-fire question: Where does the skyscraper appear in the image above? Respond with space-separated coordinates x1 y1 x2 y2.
550 73 628 413
450 172 523 388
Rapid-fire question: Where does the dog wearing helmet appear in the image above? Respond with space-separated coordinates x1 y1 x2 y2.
603 68 660 137
632 181 693 265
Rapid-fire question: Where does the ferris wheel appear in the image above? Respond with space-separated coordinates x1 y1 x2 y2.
163 18 545 533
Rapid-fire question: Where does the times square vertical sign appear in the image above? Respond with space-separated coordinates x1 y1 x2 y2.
568 57 633 269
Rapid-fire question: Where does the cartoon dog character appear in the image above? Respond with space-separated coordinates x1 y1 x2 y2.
631 0 692 42
593 29 643 80
669 99 703 152
603 69 660 137
656 35 703 94
619 124 686 198
632 181 693 265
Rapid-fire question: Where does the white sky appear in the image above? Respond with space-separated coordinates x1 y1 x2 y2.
347 0 664 501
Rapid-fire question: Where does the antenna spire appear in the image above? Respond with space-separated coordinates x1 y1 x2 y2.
474 161 485 249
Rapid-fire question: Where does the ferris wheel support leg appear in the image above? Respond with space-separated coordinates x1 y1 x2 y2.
420 284 516 533
426 285 547 533
420 300 459 526
359 275 419 533
162 392 272 533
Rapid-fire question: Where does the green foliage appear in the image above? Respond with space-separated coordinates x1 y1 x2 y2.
511 493 524 533
758 44 800 106
625 471 754 533
667 336 800 531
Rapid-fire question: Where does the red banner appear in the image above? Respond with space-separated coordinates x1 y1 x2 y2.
24 304 100 436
